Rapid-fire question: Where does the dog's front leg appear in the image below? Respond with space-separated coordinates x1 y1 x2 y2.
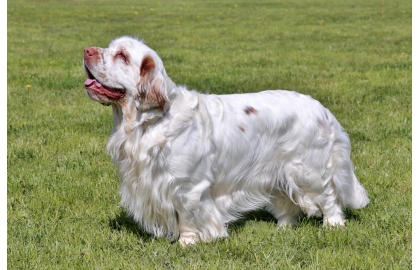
178 217 200 246
176 180 228 245
177 203 228 246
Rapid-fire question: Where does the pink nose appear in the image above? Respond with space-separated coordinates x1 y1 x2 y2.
84 47 96 58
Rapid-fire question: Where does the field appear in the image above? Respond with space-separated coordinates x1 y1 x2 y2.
7 0 411 269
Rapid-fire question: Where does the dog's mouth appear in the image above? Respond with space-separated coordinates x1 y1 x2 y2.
84 66 126 102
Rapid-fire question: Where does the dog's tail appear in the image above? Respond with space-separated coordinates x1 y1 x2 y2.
331 129 370 210
334 169 370 209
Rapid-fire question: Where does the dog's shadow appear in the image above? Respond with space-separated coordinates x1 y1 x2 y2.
229 208 363 233
109 208 363 241
108 209 153 242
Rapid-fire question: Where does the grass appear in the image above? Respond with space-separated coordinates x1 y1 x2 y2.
7 0 411 269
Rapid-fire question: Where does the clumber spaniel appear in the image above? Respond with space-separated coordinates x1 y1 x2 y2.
83 36 369 245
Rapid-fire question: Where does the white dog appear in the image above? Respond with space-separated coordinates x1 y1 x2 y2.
83 36 369 245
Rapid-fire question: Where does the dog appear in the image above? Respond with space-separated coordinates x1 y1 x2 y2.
83 36 369 245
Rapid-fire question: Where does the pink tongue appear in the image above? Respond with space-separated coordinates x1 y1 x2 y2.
84 78 125 99
84 79 102 87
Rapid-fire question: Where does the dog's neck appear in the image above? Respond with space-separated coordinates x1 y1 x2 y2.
111 74 177 135
164 75 177 102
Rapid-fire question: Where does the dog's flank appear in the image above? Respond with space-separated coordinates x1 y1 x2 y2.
83 36 369 245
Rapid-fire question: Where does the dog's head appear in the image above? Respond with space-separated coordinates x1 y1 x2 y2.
83 36 170 112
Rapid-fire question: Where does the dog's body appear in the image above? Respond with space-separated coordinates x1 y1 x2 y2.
83 36 369 244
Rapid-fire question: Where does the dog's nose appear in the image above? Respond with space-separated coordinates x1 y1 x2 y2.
84 47 96 58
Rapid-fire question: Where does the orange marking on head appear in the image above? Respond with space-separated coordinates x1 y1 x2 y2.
140 55 155 77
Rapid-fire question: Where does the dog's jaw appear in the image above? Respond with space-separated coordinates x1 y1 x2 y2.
83 64 126 105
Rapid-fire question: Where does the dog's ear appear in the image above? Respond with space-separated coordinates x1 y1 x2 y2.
137 55 168 111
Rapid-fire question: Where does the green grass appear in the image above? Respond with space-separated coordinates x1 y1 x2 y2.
7 0 411 268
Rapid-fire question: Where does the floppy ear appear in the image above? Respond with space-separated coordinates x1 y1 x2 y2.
137 55 168 111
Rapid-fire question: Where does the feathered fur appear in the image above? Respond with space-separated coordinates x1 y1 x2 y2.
83 36 369 245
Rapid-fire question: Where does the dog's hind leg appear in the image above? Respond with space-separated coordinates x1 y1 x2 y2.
319 179 346 226
320 135 369 226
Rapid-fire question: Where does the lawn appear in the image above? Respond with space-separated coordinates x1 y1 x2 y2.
7 0 411 269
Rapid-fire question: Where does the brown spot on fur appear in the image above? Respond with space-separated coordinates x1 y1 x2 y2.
244 106 258 115
137 56 168 110
138 89 146 100
97 72 108 82
239 126 245 133
145 83 167 108
140 55 155 77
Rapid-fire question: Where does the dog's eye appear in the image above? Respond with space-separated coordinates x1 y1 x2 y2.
116 51 128 63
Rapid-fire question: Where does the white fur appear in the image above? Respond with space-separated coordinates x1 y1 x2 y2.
83 36 369 245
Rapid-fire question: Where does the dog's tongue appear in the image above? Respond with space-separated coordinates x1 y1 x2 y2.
84 78 125 99
84 78 102 88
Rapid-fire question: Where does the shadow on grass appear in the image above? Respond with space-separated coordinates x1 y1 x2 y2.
228 208 364 233
108 209 153 242
109 208 364 241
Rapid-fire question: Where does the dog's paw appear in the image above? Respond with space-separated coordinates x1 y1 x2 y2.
179 232 198 247
323 216 346 227
277 222 296 231
277 214 298 229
